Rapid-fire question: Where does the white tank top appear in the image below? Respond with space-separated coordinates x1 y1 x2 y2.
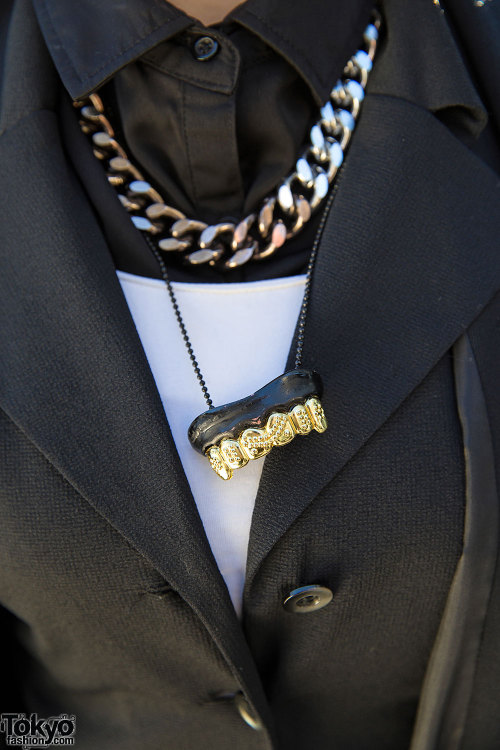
117 270 306 615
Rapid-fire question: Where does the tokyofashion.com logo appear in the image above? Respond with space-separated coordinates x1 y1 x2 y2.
0 713 76 746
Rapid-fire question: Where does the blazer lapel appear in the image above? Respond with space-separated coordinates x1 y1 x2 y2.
0 109 272 726
246 91 500 587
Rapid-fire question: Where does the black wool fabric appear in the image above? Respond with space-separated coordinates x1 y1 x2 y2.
244 355 465 749
462 292 500 750
0 357 465 749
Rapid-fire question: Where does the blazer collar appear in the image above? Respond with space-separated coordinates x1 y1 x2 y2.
245 90 500 588
369 0 487 137
243 0 491 586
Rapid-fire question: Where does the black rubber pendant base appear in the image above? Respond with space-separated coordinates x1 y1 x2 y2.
188 369 327 480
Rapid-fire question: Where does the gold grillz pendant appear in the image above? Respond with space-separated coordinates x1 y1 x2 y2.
188 370 327 480
206 396 327 480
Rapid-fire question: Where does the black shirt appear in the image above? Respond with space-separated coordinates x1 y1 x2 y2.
34 0 373 281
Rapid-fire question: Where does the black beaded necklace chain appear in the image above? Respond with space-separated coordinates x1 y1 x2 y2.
145 186 336 413
145 188 335 480
80 13 381 480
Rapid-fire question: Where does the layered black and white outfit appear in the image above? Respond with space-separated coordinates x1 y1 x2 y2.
1 0 500 748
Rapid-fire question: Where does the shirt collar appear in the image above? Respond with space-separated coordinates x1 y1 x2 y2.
230 0 374 104
32 0 372 103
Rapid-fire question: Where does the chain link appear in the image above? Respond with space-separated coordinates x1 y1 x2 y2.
75 11 381 408
74 11 380 270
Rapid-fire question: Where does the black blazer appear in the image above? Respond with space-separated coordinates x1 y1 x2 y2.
1 0 500 748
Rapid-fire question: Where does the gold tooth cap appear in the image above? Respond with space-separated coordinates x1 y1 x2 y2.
205 397 327 479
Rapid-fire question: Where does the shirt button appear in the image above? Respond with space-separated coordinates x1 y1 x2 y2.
234 692 263 731
282 584 333 613
193 35 219 61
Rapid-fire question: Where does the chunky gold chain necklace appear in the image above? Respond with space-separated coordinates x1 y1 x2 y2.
75 12 380 479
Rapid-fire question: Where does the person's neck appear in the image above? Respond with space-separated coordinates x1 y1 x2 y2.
171 0 240 25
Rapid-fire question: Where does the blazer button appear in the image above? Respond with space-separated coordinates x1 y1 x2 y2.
283 585 333 613
234 692 262 731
